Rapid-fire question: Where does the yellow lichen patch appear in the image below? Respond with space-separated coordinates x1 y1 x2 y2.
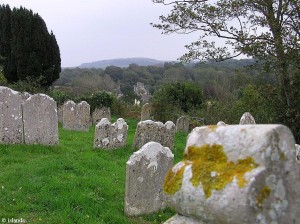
256 186 271 209
280 152 286 161
164 144 258 198
207 125 218 131
163 163 186 195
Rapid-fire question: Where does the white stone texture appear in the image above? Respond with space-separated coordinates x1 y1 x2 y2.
164 214 204 224
217 121 227 126
296 144 300 161
63 100 90 131
133 120 176 149
23 94 59 145
92 107 111 125
176 116 190 132
0 86 23 144
239 112 256 124
125 142 174 216
94 118 128 149
140 103 152 121
165 124 300 224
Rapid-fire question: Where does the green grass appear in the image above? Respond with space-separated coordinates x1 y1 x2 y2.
0 118 188 224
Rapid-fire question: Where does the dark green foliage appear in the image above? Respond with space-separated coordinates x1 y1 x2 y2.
85 91 113 112
152 82 203 122
0 4 61 86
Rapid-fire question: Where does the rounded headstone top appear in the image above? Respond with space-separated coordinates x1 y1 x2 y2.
165 121 175 129
239 112 256 125
97 118 110 127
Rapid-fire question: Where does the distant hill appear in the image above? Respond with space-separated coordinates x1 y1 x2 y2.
79 57 167 68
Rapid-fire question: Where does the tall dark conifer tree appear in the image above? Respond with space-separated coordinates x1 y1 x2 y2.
0 4 61 86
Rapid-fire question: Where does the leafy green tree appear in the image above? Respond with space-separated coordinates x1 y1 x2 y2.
152 0 300 108
0 5 61 86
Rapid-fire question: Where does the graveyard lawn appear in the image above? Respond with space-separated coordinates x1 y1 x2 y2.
0 118 187 224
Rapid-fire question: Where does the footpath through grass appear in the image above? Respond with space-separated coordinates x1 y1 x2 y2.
0 118 188 224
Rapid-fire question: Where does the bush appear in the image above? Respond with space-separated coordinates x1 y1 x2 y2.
151 82 203 122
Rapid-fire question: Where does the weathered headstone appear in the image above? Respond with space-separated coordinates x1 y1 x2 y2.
239 112 256 124
23 94 59 145
20 92 31 102
140 103 152 121
94 118 128 149
92 107 111 125
133 120 175 149
0 87 23 144
63 100 90 131
163 121 176 149
176 116 189 132
125 141 174 216
57 106 63 123
163 124 300 224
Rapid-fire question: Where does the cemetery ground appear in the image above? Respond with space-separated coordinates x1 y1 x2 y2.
0 118 187 224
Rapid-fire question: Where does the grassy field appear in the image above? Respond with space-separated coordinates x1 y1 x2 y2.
0 118 188 224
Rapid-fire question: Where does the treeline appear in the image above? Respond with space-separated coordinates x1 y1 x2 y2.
54 59 274 100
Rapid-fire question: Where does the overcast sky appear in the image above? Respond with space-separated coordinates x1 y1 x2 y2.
2 0 199 67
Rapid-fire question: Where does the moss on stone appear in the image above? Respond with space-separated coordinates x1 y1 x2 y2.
164 144 258 198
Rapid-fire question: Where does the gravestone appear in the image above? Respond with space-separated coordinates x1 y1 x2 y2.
63 100 90 131
163 124 300 224
140 103 152 121
239 112 256 124
163 121 176 149
133 120 175 149
0 86 23 144
92 107 111 125
23 94 59 145
94 118 128 149
176 116 189 132
57 106 63 123
125 142 174 216
20 92 31 102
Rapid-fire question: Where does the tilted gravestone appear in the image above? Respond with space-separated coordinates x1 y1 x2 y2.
92 107 111 125
94 118 128 149
140 103 152 121
63 100 90 131
0 86 23 144
133 120 175 149
163 124 300 224
176 116 189 132
125 141 174 216
239 112 256 124
23 94 59 145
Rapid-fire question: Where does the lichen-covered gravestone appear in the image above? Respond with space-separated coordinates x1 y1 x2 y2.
0 86 23 144
239 112 256 124
23 94 59 145
94 118 128 149
63 100 90 131
176 116 189 132
133 120 175 149
140 103 152 121
125 142 174 216
92 107 111 125
164 125 300 224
